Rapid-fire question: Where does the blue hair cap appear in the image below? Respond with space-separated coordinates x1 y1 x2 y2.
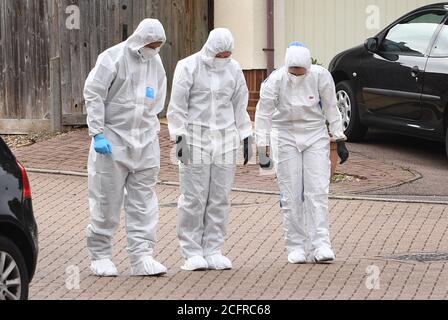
288 41 307 48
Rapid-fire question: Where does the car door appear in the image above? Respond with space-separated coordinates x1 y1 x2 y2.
420 16 448 141
359 10 446 124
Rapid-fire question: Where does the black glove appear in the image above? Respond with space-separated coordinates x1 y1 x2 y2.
243 137 253 166
337 141 349 165
259 147 272 170
176 136 189 164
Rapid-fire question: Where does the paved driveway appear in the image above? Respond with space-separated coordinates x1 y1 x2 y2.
29 173 448 300
349 129 448 202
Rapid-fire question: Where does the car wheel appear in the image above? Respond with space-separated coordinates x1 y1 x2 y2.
0 236 29 300
336 81 368 142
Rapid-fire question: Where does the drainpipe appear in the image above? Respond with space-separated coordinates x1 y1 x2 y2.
264 0 275 76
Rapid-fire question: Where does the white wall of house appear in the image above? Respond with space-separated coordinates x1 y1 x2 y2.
214 0 267 69
215 0 440 70
275 0 440 68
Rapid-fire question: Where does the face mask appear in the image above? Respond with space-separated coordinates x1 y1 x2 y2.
213 57 231 70
139 47 160 62
288 72 307 85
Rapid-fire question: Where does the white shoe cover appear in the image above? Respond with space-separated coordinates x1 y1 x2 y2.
205 254 232 270
131 257 167 277
90 259 119 277
288 250 307 264
314 247 336 263
181 256 208 271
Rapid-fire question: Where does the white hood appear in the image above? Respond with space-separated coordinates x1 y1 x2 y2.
126 19 166 54
285 46 312 70
201 28 235 63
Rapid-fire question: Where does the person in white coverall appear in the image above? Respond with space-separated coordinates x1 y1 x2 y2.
84 19 168 277
167 28 253 271
255 42 349 264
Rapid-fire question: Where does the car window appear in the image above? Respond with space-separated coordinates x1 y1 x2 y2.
431 21 448 56
380 11 446 56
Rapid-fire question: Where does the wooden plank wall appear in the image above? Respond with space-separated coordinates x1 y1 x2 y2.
53 0 211 123
0 0 50 121
0 0 211 132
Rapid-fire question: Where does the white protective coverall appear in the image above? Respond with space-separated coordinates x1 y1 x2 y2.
84 19 167 275
255 45 346 262
167 28 252 270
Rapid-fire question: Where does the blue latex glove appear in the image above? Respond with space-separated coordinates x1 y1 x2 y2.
94 134 112 155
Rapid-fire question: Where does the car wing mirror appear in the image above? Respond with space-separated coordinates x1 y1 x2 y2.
364 37 379 53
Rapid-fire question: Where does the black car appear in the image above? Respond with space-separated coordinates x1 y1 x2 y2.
329 2 448 158
0 137 38 300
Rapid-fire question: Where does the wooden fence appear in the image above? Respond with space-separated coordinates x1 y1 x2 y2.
0 0 212 133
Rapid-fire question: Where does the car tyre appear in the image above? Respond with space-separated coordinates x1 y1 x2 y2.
336 81 368 142
0 236 29 300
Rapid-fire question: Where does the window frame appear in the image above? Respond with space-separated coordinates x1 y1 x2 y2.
429 16 448 58
377 9 448 58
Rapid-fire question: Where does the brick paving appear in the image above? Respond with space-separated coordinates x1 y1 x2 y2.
11 124 444 300
29 172 448 300
13 125 418 196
